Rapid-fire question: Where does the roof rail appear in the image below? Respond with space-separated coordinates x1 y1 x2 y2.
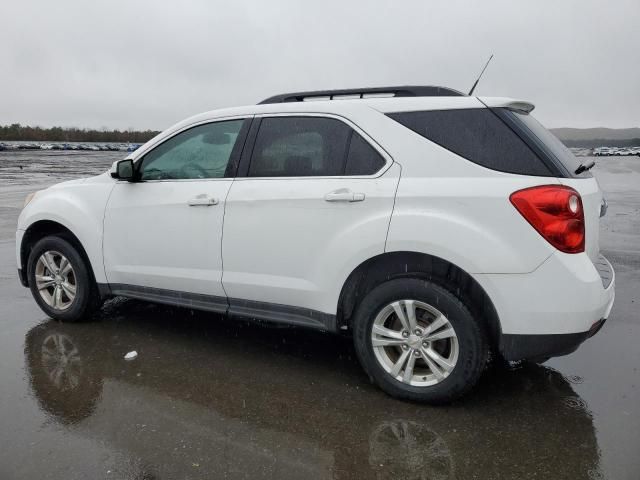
258 85 465 104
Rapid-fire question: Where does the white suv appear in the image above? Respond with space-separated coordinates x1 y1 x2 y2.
16 86 615 403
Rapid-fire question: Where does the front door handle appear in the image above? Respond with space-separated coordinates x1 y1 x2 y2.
188 194 219 206
324 189 365 203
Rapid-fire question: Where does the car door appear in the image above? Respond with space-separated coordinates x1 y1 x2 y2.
103 118 250 309
222 114 400 323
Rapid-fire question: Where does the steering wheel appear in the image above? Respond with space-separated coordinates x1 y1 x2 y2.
179 162 208 179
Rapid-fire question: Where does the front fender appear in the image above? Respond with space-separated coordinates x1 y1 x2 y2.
18 175 115 283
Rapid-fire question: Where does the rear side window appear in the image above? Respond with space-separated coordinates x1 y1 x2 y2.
387 109 553 176
249 117 350 177
502 110 589 178
345 132 386 175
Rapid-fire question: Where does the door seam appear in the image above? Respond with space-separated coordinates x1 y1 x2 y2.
383 162 402 252
101 182 118 286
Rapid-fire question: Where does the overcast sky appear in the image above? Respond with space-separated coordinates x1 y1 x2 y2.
1 0 639 130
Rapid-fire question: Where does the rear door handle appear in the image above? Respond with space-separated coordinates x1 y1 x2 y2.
188 194 219 206
324 189 365 202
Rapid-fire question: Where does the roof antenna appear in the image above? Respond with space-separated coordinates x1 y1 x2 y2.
468 54 494 96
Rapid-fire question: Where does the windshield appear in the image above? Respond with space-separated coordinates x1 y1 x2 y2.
508 110 590 177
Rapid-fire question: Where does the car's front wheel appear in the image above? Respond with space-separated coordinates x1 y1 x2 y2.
352 278 488 403
27 236 101 322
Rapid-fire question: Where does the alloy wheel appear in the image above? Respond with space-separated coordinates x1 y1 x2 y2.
371 300 459 387
35 250 77 311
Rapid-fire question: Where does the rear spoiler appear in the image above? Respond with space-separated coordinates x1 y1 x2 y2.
478 97 535 114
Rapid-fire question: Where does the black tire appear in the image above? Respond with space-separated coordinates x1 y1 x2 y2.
352 278 489 404
27 235 101 322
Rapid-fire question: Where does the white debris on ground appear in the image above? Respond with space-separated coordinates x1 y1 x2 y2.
124 351 138 361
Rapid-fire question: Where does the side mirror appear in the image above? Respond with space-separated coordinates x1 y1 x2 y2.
110 159 135 181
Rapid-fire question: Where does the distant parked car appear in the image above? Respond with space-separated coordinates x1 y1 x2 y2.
18 143 40 150
593 147 611 156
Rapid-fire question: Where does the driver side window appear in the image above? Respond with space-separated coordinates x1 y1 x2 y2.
140 119 244 180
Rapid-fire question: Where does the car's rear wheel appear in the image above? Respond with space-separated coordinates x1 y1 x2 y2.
27 236 100 322
352 278 488 403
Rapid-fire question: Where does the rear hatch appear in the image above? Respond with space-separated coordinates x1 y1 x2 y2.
503 109 602 263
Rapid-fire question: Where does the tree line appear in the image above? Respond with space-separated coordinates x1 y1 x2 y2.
0 124 160 143
3 122 639 148
561 138 640 148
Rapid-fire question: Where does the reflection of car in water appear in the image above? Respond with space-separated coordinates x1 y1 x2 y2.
24 301 602 479
369 420 453 480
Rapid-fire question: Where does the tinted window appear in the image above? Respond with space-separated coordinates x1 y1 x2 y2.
140 120 244 180
345 132 386 175
387 109 552 176
506 110 588 177
249 117 350 177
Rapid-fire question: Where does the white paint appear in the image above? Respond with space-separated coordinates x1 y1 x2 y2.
103 178 232 296
16 96 615 340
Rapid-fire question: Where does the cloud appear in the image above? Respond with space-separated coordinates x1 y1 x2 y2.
1 0 639 129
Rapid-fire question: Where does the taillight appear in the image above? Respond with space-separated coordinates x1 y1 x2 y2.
510 185 585 254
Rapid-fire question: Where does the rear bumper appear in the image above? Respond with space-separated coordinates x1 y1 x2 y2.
475 252 615 361
500 318 607 362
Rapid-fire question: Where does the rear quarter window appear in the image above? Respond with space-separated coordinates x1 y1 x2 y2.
387 109 554 177
500 109 590 178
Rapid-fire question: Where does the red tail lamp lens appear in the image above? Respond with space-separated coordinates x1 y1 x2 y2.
510 185 585 254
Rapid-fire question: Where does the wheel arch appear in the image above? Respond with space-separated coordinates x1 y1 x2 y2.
21 220 97 289
337 251 501 348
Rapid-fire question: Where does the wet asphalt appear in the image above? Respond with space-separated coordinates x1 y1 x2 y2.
0 151 638 479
